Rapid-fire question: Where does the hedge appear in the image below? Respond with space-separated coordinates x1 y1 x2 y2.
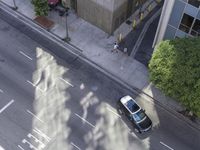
149 37 200 117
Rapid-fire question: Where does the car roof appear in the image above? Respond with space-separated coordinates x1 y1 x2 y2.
120 95 141 113
120 95 136 104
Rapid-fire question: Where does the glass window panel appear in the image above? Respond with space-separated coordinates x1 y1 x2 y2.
188 0 200 8
168 0 185 28
176 29 188 38
179 13 194 33
191 19 200 36
164 25 176 40
185 4 198 16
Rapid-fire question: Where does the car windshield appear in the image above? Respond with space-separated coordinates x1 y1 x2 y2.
125 99 140 113
133 110 146 122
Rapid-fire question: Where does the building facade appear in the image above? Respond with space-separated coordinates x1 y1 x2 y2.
153 0 200 47
61 0 146 34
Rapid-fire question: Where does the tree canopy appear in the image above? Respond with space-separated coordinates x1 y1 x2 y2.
32 0 49 16
149 37 200 117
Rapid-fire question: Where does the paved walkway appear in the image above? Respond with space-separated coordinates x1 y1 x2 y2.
1 0 200 128
135 15 160 66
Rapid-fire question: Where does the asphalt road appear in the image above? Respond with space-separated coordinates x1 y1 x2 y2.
0 17 200 150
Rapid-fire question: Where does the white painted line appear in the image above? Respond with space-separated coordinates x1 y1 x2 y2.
27 80 45 93
0 99 14 114
17 145 25 150
33 128 51 142
22 139 38 149
27 80 35 86
19 51 33 60
75 113 95 128
26 109 45 124
36 87 45 93
27 133 45 149
160 141 174 150
71 142 81 150
106 106 121 118
0 89 3 93
59 77 74 87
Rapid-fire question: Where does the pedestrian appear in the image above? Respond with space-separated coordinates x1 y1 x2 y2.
112 42 119 53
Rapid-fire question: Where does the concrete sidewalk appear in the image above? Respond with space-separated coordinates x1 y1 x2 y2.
1 0 200 128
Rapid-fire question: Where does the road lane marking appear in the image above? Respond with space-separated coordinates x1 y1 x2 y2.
33 128 51 142
17 145 25 150
22 139 38 150
75 113 95 128
160 141 174 150
0 99 14 114
0 89 3 93
19 51 33 60
26 109 45 124
59 77 74 87
27 80 45 93
106 106 121 118
27 133 45 149
27 80 35 86
71 142 81 150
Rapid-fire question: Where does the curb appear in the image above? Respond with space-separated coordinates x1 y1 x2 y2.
1 1 199 132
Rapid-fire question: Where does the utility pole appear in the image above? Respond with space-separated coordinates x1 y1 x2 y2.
66 11 69 40
64 8 70 42
12 0 18 10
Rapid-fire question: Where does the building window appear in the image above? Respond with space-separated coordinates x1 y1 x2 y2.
191 19 200 36
179 14 194 33
188 0 200 8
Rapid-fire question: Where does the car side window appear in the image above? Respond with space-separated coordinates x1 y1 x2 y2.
130 114 133 120
124 107 130 116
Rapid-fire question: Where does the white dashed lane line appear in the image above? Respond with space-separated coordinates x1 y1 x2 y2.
19 51 33 60
0 89 3 93
71 142 81 150
74 113 95 128
33 128 51 142
0 99 14 114
59 77 74 87
106 106 121 118
26 109 45 124
160 141 174 150
26 80 45 93
17 145 25 150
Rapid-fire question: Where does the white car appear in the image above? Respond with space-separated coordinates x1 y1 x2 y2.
117 95 152 133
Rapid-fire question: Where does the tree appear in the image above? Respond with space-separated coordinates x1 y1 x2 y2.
149 37 200 117
32 0 49 16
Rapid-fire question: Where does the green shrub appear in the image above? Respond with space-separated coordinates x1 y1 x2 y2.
32 0 49 16
149 37 200 117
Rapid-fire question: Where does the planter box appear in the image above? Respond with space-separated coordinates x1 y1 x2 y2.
34 16 55 30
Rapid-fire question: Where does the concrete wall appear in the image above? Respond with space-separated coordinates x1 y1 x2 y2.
153 0 175 47
76 0 115 34
112 0 128 32
62 0 140 34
